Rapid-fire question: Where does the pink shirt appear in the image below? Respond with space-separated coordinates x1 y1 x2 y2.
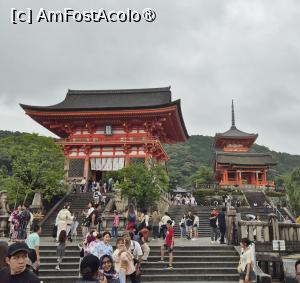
113 215 120 227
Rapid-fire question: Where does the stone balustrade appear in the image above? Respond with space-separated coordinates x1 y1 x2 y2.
237 219 300 243
278 222 300 242
238 220 270 242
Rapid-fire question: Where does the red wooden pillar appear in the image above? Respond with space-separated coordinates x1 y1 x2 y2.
83 156 90 180
262 170 267 186
235 171 239 185
255 171 259 186
223 170 228 184
238 171 242 187
250 172 256 186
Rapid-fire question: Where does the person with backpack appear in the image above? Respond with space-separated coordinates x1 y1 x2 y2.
90 204 102 232
125 205 137 232
93 189 101 205
185 211 194 240
179 214 187 239
82 202 95 232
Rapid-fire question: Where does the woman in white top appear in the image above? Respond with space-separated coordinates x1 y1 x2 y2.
193 213 199 239
237 238 255 283
55 203 74 241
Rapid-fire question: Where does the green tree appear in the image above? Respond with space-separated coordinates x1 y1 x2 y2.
117 162 169 210
188 165 214 188
285 167 300 214
0 133 67 206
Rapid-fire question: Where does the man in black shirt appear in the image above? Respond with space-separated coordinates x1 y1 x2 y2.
217 207 227 244
0 242 39 283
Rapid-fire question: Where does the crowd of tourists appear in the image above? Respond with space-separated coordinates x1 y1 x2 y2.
177 207 226 243
50 198 176 282
8 203 33 243
72 177 116 194
171 194 197 206
1 237 300 283
2 196 300 283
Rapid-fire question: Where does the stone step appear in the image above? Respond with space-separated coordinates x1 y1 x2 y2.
142 267 237 275
146 256 239 262
39 245 235 251
142 273 239 281
39 275 239 283
141 251 237 256
39 267 238 276
40 261 238 269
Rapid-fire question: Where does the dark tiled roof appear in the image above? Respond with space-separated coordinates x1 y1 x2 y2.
216 152 277 166
20 87 172 111
216 126 257 138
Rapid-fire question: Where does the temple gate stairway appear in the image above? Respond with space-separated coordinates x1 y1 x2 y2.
38 241 240 283
168 205 212 237
41 192 98 237
243 191 269 208
241 191 292 221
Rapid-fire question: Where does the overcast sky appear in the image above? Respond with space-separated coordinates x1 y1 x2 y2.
1 0 300 155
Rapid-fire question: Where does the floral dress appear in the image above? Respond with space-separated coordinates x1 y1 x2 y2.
9 210 20 241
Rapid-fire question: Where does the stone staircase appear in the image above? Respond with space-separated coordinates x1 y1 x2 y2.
38 243 240 283
168 205 212 237
237 207 274 221
241 191 292 222
41 192 94 237
244 191 269 208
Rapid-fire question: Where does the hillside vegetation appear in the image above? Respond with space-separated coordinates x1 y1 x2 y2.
1 131 300 188
164 135 300 186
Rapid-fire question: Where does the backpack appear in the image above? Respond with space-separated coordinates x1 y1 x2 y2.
91 210 102 225
128 213 136 222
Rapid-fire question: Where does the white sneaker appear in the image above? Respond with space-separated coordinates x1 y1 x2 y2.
210 241 214 244
55 265 60 270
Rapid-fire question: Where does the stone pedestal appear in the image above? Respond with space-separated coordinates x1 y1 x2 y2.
0 213 9 237
0 190 9 237
101 214 126 231
30 192 43 213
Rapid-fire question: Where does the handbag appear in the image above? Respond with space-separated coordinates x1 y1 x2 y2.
51 225 57 238
83 217 91 227
79 248 84 258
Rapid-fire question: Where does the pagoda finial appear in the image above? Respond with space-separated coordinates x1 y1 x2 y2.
231 99 236 129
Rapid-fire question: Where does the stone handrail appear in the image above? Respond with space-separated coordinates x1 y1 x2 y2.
238 220 300 243
39 187 73 227
238 220 270 242
278 222 300 242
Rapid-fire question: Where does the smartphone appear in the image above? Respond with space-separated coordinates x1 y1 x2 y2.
98 269 104 281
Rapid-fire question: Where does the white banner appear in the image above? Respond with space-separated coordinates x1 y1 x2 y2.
90 157 125 171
